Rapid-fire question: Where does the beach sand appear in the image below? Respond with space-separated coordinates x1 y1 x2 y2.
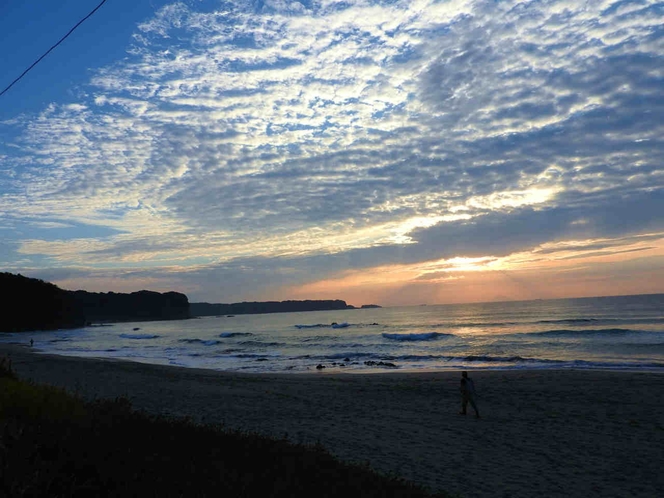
2 343 663 498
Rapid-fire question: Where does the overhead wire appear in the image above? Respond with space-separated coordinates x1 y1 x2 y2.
0 0 108 99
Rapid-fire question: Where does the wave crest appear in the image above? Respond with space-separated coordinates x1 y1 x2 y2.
295 322 351 329
382 332 454 341
119 333 159 340
526 328 645 338
179 338 222 346
219 332 253 338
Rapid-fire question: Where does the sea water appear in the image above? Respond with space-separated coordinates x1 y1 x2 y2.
2 294 663 373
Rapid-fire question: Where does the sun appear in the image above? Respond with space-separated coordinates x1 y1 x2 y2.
426 256 500 273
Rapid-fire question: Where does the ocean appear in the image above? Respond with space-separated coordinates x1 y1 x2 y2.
2 294 664 373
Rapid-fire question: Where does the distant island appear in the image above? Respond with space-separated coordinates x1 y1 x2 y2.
191 300 361 317
0 273 189 332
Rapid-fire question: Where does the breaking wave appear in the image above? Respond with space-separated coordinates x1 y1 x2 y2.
382 332 455 341
295 322 353 329
461 355 555 363
178 338 222 346
219 332 254 338
119 333 159 339
536 319 601 324
522 328 656 338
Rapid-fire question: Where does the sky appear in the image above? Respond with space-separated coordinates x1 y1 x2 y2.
1 0 664 307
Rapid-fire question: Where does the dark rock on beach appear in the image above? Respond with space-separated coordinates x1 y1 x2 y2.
364 360 398 368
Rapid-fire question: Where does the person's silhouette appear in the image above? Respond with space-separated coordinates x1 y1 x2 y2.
459 371 480 418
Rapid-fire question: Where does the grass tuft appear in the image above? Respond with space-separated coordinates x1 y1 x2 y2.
0 361 451 497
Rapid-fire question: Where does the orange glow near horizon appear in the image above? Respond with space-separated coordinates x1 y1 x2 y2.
284 235 664 306
41 234 664 307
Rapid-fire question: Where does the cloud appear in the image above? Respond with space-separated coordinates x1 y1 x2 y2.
1 0 663 302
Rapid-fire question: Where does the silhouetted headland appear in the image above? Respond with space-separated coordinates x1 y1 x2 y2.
1 272 380 333
190 299 360 317
0 273 189 332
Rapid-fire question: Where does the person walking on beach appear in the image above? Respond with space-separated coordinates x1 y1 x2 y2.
459 371 480 418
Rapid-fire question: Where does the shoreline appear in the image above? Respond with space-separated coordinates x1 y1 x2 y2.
13 346 664 375
2 343 663 497
3 339 663 375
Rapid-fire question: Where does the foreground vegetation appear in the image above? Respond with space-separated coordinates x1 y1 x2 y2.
0 358 450 497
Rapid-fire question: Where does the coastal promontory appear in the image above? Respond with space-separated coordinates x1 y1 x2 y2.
190 299 354 316
0 273 189 332
1 272 372 332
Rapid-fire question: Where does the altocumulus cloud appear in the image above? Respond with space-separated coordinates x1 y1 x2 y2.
1 0 664 303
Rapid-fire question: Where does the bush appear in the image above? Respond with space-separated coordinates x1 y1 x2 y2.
0 356 16 379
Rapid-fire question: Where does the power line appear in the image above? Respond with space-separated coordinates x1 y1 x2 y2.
0 0 108 99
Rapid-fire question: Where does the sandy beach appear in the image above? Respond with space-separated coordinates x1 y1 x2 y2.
2 343 663 498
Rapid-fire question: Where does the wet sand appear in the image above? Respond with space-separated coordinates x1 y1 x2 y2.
2 344 663 497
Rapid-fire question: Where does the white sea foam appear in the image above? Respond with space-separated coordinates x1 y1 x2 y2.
382 332 454 341
119 333 159 339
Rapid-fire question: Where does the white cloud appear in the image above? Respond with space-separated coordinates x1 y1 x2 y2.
1 0 663 300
